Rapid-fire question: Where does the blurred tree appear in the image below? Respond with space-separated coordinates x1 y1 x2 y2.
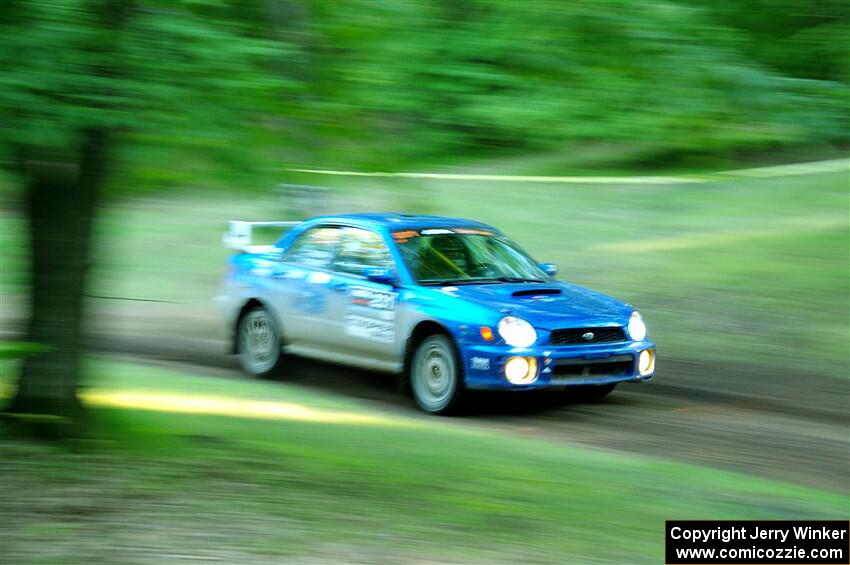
0 0 287 423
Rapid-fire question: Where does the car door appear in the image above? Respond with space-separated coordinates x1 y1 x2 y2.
327 226 400 363
270 225 342 350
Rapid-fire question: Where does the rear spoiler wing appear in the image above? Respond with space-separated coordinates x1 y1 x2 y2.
223 221 300 252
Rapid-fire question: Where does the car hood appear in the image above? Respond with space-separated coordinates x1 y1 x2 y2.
440 281 632 330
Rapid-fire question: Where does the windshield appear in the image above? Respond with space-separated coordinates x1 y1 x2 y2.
392 228 548 285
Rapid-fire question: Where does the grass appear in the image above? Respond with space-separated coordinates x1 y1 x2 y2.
1 158 848 378
1 358 846 564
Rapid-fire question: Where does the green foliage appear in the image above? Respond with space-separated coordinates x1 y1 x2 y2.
295 0 849 167
1 1 846 183
0 0 290 190
690 0 850 83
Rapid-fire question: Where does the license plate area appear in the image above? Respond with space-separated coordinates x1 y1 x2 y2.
550 354 634 381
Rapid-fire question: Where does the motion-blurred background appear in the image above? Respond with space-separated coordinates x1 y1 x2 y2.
1 1 848 563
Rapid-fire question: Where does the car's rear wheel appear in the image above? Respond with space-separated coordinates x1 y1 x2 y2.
237 307 284 377
410 334 463 414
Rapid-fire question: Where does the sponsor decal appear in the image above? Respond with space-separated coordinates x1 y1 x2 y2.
344 314 395 343
392 230 419 240
470 357 490 371
392 227 495 243
350 286 395 311
298 289 326 315
345 286 397 342
454 228 494 236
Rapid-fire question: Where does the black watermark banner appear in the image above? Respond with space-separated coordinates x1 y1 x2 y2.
666 521 849 564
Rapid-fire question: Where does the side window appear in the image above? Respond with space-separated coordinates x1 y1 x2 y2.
332 227 393 276
284 226 341 269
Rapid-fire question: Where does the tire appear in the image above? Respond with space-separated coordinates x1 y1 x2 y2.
570 383 617 402
410 334 464 414
237 307 284 377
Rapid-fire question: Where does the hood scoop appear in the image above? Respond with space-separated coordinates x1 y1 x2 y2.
511 288 562 297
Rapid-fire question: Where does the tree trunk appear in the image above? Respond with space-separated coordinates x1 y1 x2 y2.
5 129 110 423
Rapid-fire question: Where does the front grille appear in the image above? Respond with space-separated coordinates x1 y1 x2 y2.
550 354 634 382
549 327 626 345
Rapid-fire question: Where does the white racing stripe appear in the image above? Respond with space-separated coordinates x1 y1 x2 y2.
288 158 848 185
288 169 700 184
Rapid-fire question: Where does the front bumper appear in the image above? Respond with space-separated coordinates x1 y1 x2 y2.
460 340 656 390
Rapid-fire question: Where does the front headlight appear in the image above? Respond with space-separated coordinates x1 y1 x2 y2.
498 316 537 347
628 311 647 341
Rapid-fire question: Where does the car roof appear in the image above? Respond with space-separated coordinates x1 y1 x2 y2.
307 212 497 232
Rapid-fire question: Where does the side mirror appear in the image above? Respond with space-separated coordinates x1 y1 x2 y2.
363 266 396 286
539 262 558 277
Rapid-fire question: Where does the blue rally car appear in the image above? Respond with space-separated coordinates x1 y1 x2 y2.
216 213 655 413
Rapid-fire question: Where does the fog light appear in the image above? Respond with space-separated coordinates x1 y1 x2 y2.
505 356 537 384
638 349 655 376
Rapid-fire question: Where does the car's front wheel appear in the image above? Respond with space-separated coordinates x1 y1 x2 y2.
410 334 463 414
237 307 284 377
